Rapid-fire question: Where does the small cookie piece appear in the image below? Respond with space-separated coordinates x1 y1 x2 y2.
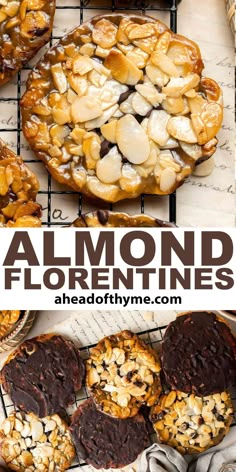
21 13 223 202
86 330 161 419
70 398 149 469
72 210 176 227
162 312 236 396
0 334 85 417
0 139 41 227
0 310 21 338
0 0 56 86
0 410 75 471
150 390 233 454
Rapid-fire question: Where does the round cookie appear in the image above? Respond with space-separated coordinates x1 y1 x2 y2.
72 210 176 227
0 311 21 338
0 410 75 471
0 0 56 87
150 390 233 454
21 13 223 202
0 139 41 227
162 312 236 396
86 330 161 418
70 398 149 469
0 334 85 417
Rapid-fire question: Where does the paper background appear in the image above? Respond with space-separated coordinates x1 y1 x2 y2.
0 0 234 227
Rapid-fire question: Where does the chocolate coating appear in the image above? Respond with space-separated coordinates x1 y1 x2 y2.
162 312 236 396
70 398 149 469
0 335 85 417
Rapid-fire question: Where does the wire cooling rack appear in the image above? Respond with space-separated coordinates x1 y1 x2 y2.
0 0 178 227
0 324 235 470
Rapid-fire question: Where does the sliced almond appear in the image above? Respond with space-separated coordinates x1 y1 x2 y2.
68 73 88 96
87 176 119 202
200 102 223 142
117 18 132 45
151 51 179 77
92 18 117 49
127 23 156 40
148 110 170 146
191 114 208 145
146 64 169 87
126 47 149 69
79 42 96 57
179 141 202 160
119 163 142 193
132 92 152 116
155 31 172 54
51 63 67 94
188 95 207 115
162 74 200 98
161 137 179 149
96 147 122 184
71 96 102 123
159 167 177 192
167 116 198 143
116 114 150 164
101 120 118 143
136 82 165 107
85 104 118 130
119 92 136 114
31 421 43 442
72 55 93 75
105 50 143 85
167 43 192 76
162 96 185 115
133 36 158 54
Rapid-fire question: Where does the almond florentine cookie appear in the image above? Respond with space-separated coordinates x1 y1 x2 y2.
0 411 75 471
0 334 85 417
0 310 21 338
21 13 223 202
86 330 161 419
161 312 236 396
0 140 41 227
70 398 149 469
72 209 176 227
150 390 233 454
0 0 56 86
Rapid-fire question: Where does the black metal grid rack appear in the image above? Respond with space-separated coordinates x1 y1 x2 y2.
0 0 178 227
0 323 236 470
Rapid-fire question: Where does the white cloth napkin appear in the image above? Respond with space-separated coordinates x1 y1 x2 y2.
136 427 236 472
188 445 236 472
136 443 188 472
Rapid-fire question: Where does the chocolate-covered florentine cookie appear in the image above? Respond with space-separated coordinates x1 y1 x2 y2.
21 13 223 202
86 330 161 418
70 398 149 469
0 0 56 86
0 139 41 227
162 312 236 396
72 210 176 227
150 390 233 454
0 334 85 417
0 410 75 471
